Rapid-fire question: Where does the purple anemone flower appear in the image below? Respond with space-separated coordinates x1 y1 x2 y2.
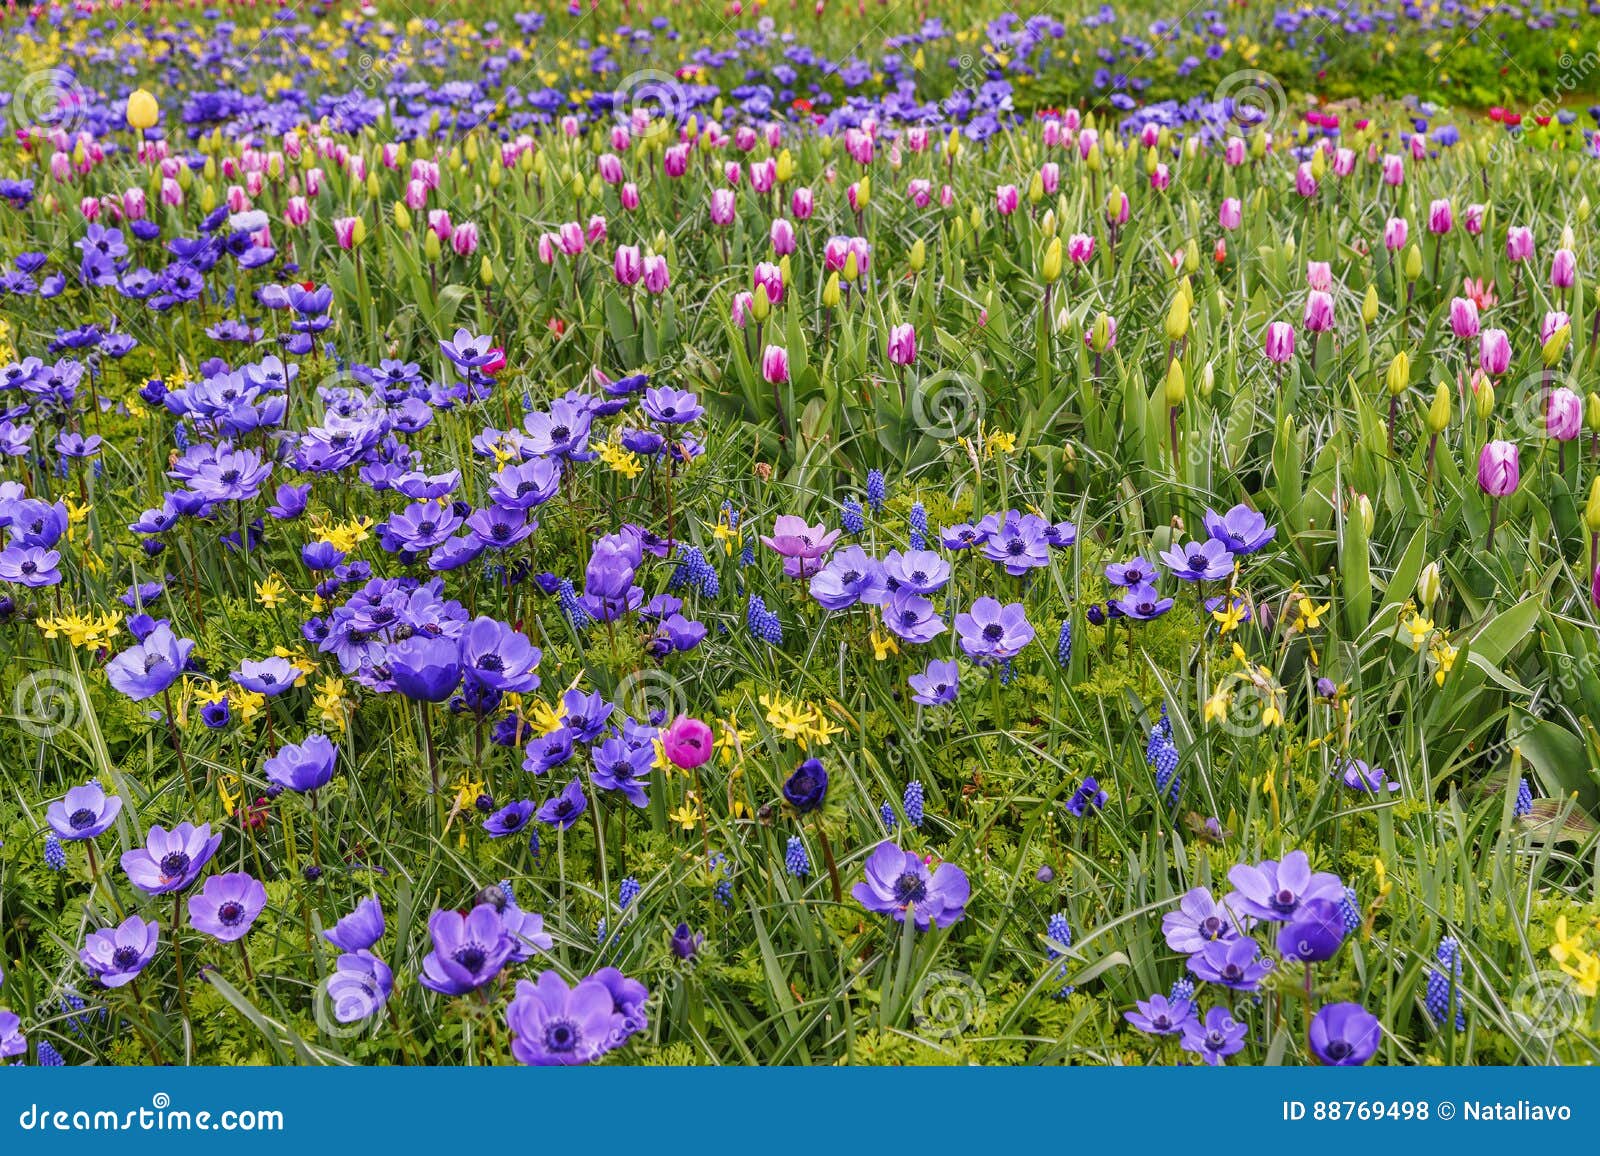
1180 1005 1248 1065
851 840 969 930
590 738 653 808
46 782 122 841
809 545 887 610
1225 850 1343 922
1187 937 1274 990
327 950 394 1023
120 823 221 894
1203 503 1276 555
387 633 462 702
187 871 268 942
1112 582 1175 620
760 515 840 579
105 623 194 701
484 799 537 837
324 896 385 951
1308 1002 1382 1065
979 511 1051 575
1161 886 1246 954
1277 897 1347 964
640 386 704 424
883 548 951 594
536 778 589 830
908 658 959 706
458 615 542 692
264 733 338 793
0 1010 23 1059
1124 993 1197 1035
954 597 1034 661
1338 758 1400 794
1158 537 1235 582
79 915 160 988
0 545 61 586
231 655 301 697
1104 557 1159 587
505 970 626 1066
418 904 516 996
882 588 946 644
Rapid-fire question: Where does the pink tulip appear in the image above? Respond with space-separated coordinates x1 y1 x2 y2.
723 161 742 187
1150 163 1171 191
770 218 796 256
451 222 479 257
283 195 308 225
1218 197 1242 230
123 187 147 220
1302 291 1335 333
620 183 640 211
734 126 758 152
558 221 585 256
1548 387 1582 440
1332 147 1355 176
1448 297 1480 340
710 188 736 226
791 187 814 219
1295 163 1318 198
1067 233 1096 264
753 262 784 306
750 158 776 194
1463 203 1485 236
1543 310 1571 343
1506 226 1535 262
332 216 360 248
598 153 624 184
887 323 916 367
761 344 790 384
1040 162 1060 195
1427 198 1453 235
1224 137 1246 166
731 291 754 327
642 254 670 294
537 233 558 264
1306 261 1332 292
996 184 1020 216
1479 329 1511 375
1106 189 1130 225
1383 217 1408 251
906 126 930 152
663 144 690 178
1381 154 1404 186
662 715 715 769
847 182 866 214
428 209 453 241
1264 321 1296 364
614 244 642 286
1552 248 1577 289
1478 440 1520 496
907 178 932 208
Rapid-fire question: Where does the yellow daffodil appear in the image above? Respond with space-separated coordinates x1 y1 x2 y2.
1296 597 1330 630
1403 613 1434 650
668 799 700 831
1430 640 1458 686
1212 598 1246 635
1204 689 1230 723
1551 915 1588 965
870 626 899 660
255 574 289 608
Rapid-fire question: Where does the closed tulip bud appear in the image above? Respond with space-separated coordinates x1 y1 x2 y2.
822 272 841 309
1587 392 1600 434
423 229 442 261
1357 493 1375 535
1385 351 1410 396
1199 360 1215 400
1177 276 1194 310
202 156 216 181
480 256 494 285
842 250 859 282
1184 238 1200 274
1164 297 1190 342
1310 146 1327 180
943 128 962 160
126 88 159 130
199 184 216 213
1475 376 1496 419
1054 305 1072 334
1041 236 1062 283
1417 562 1441 609
1580 195 1592 223
775 149 794 183
1427 382 1451 432
1164 359 1186 407
968 205 983 232
1362 284 1380 326
393 202 411 231
1144 146 1159 174
1028 171 1044 204
1040 209 1057 238
855 175 870 208
1585 476 1600 532
1085 144 1102 172
1090 312 1114 353
750 283 771 323
1251 128 1267 160
909 238 926 273
1404 244 1423 282
1542 323 1571 367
